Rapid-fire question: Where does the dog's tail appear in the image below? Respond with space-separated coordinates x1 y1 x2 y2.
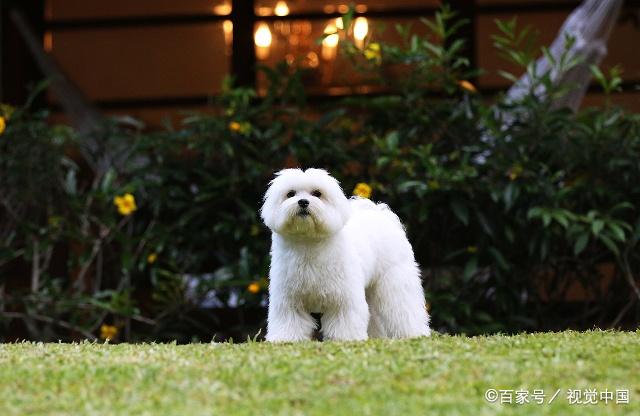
349 197 406 230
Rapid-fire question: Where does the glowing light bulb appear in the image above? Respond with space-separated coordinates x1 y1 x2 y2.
322 23 339 60
254 23 272 60
353 17 369 48
254 23 272 48
323 24 339 47
222 20 233 55
274 1 290 17
223 20 233 35
335 17 344 30
213 1 232 15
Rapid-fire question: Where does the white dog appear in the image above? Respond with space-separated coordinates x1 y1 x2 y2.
260 168 430 342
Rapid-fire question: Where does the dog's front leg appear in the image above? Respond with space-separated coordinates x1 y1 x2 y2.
265 299 316 342
321 292 369 341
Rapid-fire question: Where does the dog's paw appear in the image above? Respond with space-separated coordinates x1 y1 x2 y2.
265 333 311 343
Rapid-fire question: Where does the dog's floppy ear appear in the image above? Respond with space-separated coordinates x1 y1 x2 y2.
261 168 301 229
306 168 352 225
260 177 278 228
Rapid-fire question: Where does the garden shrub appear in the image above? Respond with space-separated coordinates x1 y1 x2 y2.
1 7 639 341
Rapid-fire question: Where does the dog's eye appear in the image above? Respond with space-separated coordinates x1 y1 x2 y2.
311 190 322 198
286 190 296 198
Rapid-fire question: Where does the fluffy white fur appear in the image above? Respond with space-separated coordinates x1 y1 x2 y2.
260 168 430 342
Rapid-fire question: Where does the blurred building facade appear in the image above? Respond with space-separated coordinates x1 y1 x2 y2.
1 0 640 127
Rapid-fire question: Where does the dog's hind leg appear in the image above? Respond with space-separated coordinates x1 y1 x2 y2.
366 285 387 339
367 263 430 338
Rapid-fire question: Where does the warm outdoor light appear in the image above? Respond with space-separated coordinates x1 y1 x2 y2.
323 5 336 14
254 23 272 47
322 22 339 60
255 23 273 60
223 20 233 55
353 17 369 49
213 1 232 15
274 1 290 17
223 20 233 36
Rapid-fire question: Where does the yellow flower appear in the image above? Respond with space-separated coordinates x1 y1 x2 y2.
48 216 63 227
353 182 372 199
0 104 14 119
229 121 242 132
0 116 5 135
147 253 158 264
466 246 478 254
100 324 118 341
229 120 252 135
458 80 477 94
364 42 382 63
507 164 523 181
427 180 440 190
113 193 137 216
247 282 260 294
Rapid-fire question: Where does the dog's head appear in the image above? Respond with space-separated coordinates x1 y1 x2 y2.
260 168 351 239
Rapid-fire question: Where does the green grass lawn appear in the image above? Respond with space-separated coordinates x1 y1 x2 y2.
1 330 638 415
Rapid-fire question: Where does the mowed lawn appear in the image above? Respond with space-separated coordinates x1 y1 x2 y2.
1 330 638 415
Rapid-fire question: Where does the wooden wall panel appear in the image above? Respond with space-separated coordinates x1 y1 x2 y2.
46 0 226 19
49 24 229 102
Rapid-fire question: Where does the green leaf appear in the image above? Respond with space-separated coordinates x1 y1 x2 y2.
591 220 605 236
477 212 494 237
527 207 543 220
64 170 77 195
503 182 517 210
463 256 478 281
497 70 520 84
397 181 427 193
386 131 399 151
488 247 509 270
573 233 589 255
450 199 469 226
607 223 626 242
341 6 355 33
101 168 117 193
505 226 515 243
552 211 569 229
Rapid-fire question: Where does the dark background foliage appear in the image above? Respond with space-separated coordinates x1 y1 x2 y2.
1 9 639 342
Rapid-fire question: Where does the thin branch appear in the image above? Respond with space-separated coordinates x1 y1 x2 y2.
610 297 637 328
2 311 97 340
133 220 157 259
31 239 39 293
620 250 640 301
74 217 129 291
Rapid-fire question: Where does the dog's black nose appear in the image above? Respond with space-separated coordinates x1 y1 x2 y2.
298 199 309 208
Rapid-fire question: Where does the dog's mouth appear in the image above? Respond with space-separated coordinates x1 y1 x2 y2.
296 208 311 217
